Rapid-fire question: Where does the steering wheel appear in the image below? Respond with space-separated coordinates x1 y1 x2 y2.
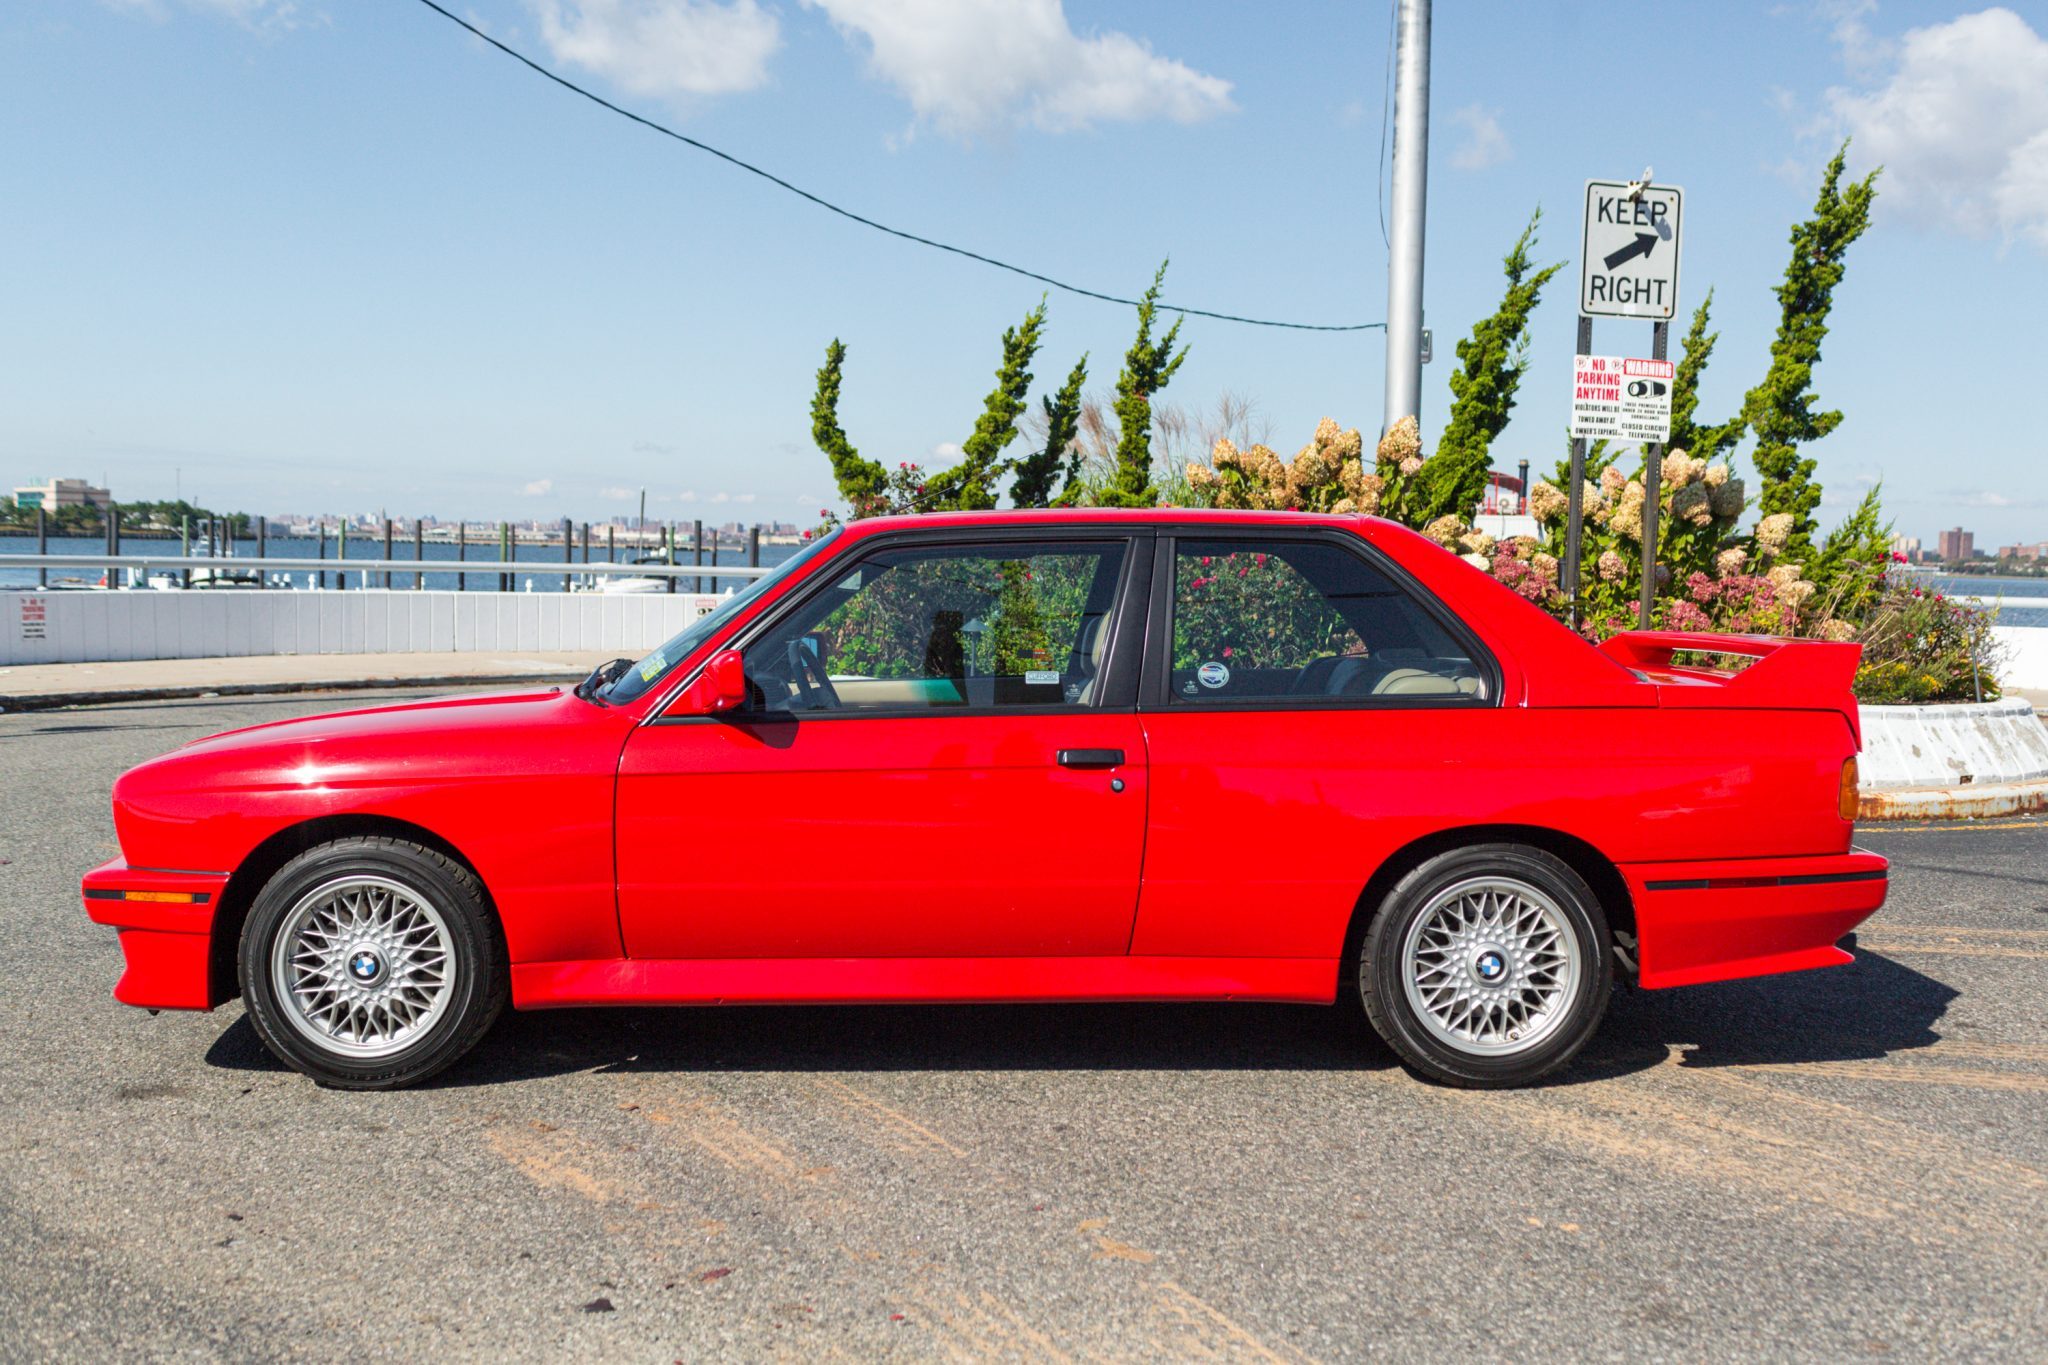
787 639 842 710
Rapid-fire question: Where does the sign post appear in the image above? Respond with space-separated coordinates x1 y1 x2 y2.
1569 178 1683 630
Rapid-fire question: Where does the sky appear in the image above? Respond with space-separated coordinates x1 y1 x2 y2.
3 0 2046 544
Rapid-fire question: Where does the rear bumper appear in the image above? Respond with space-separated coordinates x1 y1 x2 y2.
1622 848 1888 990
82 858 229 1011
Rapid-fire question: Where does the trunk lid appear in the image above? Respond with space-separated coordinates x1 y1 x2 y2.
1597 631 1863 745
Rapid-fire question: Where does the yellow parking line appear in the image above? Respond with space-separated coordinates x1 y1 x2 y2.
1866 818 2048 834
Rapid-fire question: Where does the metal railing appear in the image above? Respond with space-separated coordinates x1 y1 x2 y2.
0 554 771 588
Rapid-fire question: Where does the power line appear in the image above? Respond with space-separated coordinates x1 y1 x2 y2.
408 0 1384 334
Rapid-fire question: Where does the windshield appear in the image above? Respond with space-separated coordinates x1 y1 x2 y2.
600 529 841 705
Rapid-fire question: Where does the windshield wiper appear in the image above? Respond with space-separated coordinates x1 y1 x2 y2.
575 657 637 703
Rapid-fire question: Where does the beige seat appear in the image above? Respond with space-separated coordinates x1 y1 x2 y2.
1071 615 1110 705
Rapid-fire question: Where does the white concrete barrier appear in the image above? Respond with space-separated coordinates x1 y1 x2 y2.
1859 696 2048 790
1993 625 2048 693
1 590 725 666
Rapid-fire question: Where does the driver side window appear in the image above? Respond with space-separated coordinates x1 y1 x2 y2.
740 539 1129 714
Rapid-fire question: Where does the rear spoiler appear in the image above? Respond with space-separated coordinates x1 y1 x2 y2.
1597 631 1863 744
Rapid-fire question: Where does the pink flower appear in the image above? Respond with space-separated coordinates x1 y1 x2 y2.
1200 556 1213 567
1222 646 1233 658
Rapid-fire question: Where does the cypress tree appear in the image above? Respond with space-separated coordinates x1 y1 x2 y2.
1743 144 1879 562
1097 262 1188 509
1419 209 1563 523
811 340 887 507
927 299 1047 511
1666 290 1745 462
1010 355 1089 509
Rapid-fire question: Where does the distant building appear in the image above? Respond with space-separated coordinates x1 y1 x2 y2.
1890 534 1921 561
13 477 110 511
1998 541 2048 562
1937 527 1974 561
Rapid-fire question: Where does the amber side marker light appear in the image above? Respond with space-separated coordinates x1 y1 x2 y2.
84 889 210 905
1840 757 1860 822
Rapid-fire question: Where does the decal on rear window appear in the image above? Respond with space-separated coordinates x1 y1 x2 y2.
1197 661 1230 689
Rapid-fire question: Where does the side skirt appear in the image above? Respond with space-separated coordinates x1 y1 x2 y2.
511 956 1340 1010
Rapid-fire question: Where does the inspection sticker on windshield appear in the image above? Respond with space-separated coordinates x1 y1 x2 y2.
1197 661 1230 689
637 649 667 682
1025 670 1060 686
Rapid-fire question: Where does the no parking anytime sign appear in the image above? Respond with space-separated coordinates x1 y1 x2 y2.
1569 355 1674 444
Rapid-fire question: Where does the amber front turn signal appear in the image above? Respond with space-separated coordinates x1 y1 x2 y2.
1839 757 1860 822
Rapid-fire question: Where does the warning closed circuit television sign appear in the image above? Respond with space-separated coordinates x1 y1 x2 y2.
1570 355 1674 444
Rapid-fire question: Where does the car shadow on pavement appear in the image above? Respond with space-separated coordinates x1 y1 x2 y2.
1568 938 1958 1081
203 941 1959 1090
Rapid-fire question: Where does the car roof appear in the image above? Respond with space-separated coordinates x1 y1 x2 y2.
839 508 1386 536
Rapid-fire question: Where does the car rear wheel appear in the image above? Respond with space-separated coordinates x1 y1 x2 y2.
240 837 507 1089
1358 844 1611 1088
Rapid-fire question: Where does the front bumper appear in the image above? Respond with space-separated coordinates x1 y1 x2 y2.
1621 848 1889 990
82 858 230 1010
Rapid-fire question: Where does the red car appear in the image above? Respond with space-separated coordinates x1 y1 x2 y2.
83 510 1885 1089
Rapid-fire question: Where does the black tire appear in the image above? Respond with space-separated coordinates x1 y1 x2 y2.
1358 843 1611 1088
239 836 507 1090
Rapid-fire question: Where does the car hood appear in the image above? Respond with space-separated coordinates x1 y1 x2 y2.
177 686 577 755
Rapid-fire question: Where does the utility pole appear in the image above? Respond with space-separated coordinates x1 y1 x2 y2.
1382 0 1431 435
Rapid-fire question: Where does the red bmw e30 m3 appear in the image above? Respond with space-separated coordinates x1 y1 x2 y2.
82 509 1886 1089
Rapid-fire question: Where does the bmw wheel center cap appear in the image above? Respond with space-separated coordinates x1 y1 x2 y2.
347 947 385 986
1474 949 1507 983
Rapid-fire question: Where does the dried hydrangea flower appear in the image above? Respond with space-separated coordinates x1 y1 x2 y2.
1715 547 1748 579
1597 550 1626 583
1817 618 1856 641
1376 415 1421 466
1422 515 1466 548
1533 551 1560 580
1708 477 1745 519
1767 563 1804 588
1702 463 1730 489
1314 417 1341 448
1756 512 1793 556
1672 483 1714 526
1528 480 1568 522
1399 455 1424 477
1611 484 1646 540
1661 451 1695 487
1599 465 1626 496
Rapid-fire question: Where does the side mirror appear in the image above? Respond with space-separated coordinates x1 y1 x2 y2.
676 648 747 715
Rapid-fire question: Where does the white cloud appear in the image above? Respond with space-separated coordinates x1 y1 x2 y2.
803 0 1234 136
1825 7 2048 251
599 486 640 499
1448 104 1511 171
105 0 306 29
520 478 554 496
531 0 781 99
931 441 963 459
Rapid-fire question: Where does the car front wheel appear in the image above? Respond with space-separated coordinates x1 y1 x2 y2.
1359 844 1611 1088
239 836 507 1089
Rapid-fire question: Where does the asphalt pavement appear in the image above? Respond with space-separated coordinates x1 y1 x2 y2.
3 690 2045 1361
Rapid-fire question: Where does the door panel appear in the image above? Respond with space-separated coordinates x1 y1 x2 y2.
617 712 1147 959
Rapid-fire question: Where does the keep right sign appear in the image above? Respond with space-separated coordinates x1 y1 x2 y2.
1570 355 1675 444
1581 181 1682 320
